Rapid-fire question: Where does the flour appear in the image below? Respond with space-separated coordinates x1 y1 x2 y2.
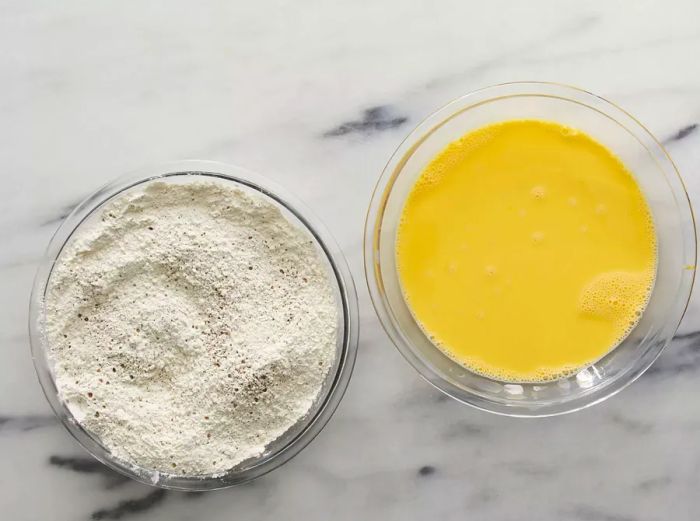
44 179 338 476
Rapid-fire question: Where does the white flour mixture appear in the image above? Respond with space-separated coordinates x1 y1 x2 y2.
45 179 338 476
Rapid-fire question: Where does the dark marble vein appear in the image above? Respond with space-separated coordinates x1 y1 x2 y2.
323 105 408 137
673 329 700 341
663 123 698 144
417 465 436 477
91 489 168 520
49 455 130 489
50 455 107 473
0 414 57 432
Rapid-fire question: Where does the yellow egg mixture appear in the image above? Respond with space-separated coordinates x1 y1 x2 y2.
396 120 656 382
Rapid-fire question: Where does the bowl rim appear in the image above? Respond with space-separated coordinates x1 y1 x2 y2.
364 81 697 417
29 160 359 490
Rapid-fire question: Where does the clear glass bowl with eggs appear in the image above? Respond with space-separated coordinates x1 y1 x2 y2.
365 82 696 417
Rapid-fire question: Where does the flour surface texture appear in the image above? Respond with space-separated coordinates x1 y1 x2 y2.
45 179 338 475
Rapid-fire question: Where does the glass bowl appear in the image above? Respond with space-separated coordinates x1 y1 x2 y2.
365 82 696 417
29 160 359 489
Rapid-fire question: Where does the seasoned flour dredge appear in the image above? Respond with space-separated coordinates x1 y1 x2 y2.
45 180 338 476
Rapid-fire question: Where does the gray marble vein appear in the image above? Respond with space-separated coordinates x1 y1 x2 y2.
424 14 601 91
644 333 700 377
40 200 80 227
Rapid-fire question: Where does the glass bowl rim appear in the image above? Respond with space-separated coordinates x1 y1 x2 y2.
364 81 697 417
29 159 360 490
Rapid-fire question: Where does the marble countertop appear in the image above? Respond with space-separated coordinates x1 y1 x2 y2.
3 1 700 519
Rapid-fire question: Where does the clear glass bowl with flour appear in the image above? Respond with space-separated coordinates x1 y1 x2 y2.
30 160 359 490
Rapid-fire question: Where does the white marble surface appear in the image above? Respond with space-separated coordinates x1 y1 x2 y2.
3 1 700 519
